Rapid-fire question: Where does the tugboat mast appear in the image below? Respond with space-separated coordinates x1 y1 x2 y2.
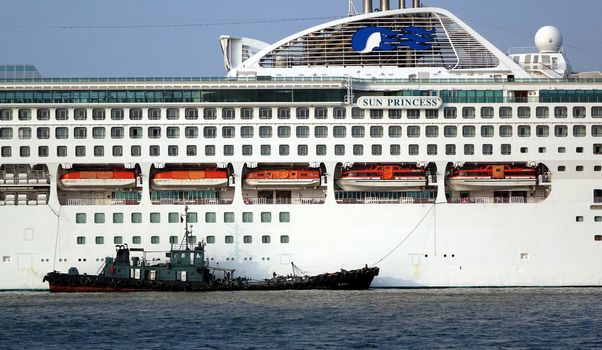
184 205 191 250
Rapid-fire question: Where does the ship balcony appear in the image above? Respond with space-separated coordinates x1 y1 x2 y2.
449 195 548 204
335 191 437 205
244 197 325 205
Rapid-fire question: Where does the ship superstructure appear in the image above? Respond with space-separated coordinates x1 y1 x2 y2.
1 0 601 289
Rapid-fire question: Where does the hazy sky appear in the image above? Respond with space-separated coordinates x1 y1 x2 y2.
1 0 601 77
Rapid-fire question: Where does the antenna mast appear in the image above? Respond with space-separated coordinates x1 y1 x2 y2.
347 0 358 16
184 205 190 250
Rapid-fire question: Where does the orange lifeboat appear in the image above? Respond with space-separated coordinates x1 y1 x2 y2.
336 165 428 191
59 170 136 190
447 164 538 191
243 169 321 189
151 169 229 190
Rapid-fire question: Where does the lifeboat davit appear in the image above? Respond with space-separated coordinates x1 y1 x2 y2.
151 169 229 190
336 165 428 192
243 169 321 190
446 164 538 191
59 170 137 190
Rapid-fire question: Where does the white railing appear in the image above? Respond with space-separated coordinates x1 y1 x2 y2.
244 197 325 205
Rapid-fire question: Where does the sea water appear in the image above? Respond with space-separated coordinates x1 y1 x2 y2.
0 288 601 349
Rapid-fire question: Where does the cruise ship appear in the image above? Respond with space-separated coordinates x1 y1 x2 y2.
1 0 601 289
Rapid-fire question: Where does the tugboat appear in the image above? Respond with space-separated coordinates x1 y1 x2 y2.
43 207 379 292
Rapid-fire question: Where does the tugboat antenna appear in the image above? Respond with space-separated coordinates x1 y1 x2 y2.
184 205 190 250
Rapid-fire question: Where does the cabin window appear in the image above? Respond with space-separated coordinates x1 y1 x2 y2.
76 213 87 224
536 107 549 118
243 235 252 244
149 212 160 223
278 107 291 119
206 236 215 244
592 125 602 137
1 146 10 157
573 125 586 137
462 126 475 138
595 144 602 155
521 147 529 154
167 108 180 120
242 145 253 156
351 107 364 119
480 107 494 119
185 212 197 223
443 107 456 119
259 107 272 120
388 109 402 119
518 125 531 137
112 145 123 157
95 237 104 245
76 237 86 245
189 236 197 244
92 108 105 120
259 126 272 138
389 126 402 138
426 110 438 119
280 235 290 244
482 144 493 155
185 108 199 120
298 145 308 156
240 108 253 120
315 107 328 119
110 127 124 139
151 236 160 244
351 126 365 138
407 126 420 138
205 212 216 223
481 126 494 137
499 125 512 137
577 147 584 154
369 109 383 119
18 109 31 121
390 145 401 156
92 127 106 139
296 107 310 119
111 108 124 120
278 126 291 138
260 145 271 156
131 212 142 224
0 109 12 121
554 125 568 137
148 108 161 120
595 216 602 222
427 144 437 155
464 144 475 155
185 145 197 156
132 236 141 245
203 108 216 120
554 107 568 118
204 145 214 156
558 166 566 172
131 146 142 157
37 146 48 157
279 212 290 223
149 145 160 157
573 107 586 118
353 144 364 156
242 212 253 223
94 213 105 224
129 127 143 139
372 145 382 156
407 109 420 119
20 146 31 157
499 107 512 118
169 236 179 244
129 108 142 120
425 126 438 138
333 126 346 138
74 127 87 139
166 127 179 139
409 144 419 155
240 126 254 138
114 236 123 244
280 145 290 156
370 126 384 138
0 128 12 140
224 212 235 223
222 145 233 156
501 144 512 155
37 108 50 120
183 126 198 139
314 126 328 138
518 107 531 118
203 126 217 139
148 127 161 139
168 212 179 223
113 213 124 224
261 235 271 244
446 144 456 155
316 145 327 156
594 190 602 203
18 127 31 139
225 236 234 244
462 107 475 119
576 166 584 172
443 126 457 138
57 146 67 157
595 235 602 242
36 127 50 140
72 108 86 120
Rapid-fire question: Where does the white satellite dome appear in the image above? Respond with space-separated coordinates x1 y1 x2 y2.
535 26 563 53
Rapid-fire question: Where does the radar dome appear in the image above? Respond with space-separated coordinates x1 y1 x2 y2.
535 26 563 53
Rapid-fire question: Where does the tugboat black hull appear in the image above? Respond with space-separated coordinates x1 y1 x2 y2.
43 267 379 293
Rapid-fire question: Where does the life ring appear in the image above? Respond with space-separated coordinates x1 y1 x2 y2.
150 280 159 288
80 276 90 286
135 280 143 287
108 266 116 274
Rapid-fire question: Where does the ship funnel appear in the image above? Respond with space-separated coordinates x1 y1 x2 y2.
363 0 373 13
380 0 390 11
412 0 421 7
399 0 406 9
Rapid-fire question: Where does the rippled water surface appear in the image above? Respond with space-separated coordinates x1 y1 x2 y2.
1 288 601 349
